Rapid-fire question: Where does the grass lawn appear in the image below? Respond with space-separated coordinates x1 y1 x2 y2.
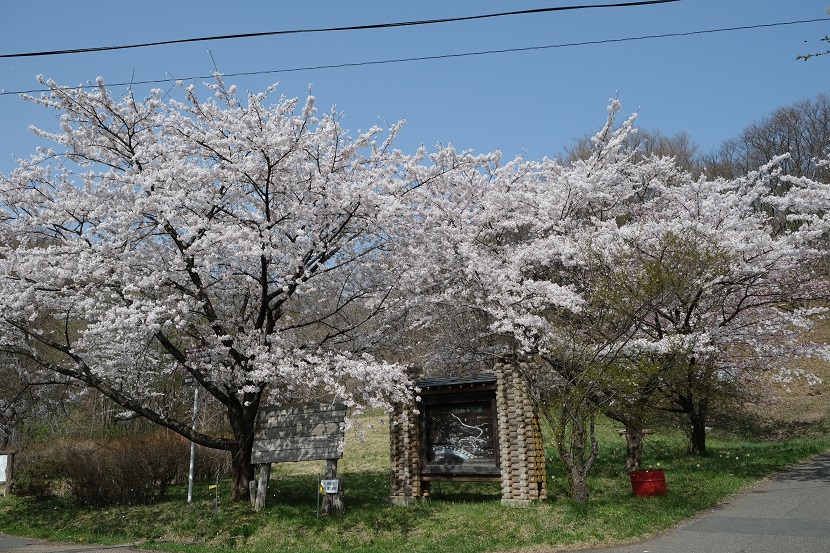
1 412 828 553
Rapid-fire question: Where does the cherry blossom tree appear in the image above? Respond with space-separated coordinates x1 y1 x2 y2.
396 104 643 502
401 101 830 500
5 75 829 505
0 76 413 501
589 167 830 455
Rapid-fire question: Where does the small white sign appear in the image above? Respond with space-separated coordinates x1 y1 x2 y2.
0 455 7 483
321 479 339 494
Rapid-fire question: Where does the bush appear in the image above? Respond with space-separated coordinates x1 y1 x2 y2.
12 430 232 506
64 432 189 506
190 444 231 483
12 442 68 500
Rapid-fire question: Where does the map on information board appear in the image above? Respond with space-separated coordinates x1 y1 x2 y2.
424 400 498 475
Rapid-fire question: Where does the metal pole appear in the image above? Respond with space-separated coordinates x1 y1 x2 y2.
187 387 199 503
215 472 220 514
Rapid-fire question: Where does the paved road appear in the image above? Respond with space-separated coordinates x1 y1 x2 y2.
2 452 829 553
0 537 144 553
578 451 830 553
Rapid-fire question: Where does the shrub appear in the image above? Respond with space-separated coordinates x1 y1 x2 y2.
12 431 231 505
12 442 68 500
64 431 188 506
190 444 231 483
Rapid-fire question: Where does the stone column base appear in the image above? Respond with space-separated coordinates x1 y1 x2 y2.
389 495 422 506
501 499 534 508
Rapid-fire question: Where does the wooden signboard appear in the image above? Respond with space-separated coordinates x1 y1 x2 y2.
249 402 346 512
252 402 346 464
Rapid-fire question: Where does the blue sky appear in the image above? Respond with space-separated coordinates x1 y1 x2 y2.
1 0 828 175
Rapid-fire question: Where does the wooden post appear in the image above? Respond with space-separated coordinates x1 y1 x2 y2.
253 463 271 512
321 459 344 515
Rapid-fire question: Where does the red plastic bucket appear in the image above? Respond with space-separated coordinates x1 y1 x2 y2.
629 470 666 497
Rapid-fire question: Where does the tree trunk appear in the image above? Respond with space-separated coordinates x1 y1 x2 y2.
568 468 590 505
554 397 599 506
230 441 255 501
226 397 260 502
603 408 647 474
623 425 645 473
674 390 709 456
688 407 708 455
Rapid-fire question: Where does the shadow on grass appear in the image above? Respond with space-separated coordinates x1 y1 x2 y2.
420 480 503 504
769 451 830 482
268 470 392 511
262 470 442 545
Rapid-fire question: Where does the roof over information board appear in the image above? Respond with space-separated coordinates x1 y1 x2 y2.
416 373 497 390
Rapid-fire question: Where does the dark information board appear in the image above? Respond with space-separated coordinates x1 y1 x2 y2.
421 392 499 476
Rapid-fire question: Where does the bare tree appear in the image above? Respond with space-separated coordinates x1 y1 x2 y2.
704 93 830 182
565 127 702 176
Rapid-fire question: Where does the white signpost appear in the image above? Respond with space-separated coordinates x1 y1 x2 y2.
0 451 13 496
183 346 206 504
320 479 339 494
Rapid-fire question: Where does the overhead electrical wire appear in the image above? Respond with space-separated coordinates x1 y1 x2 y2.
1 16 826 98
0 0 679 59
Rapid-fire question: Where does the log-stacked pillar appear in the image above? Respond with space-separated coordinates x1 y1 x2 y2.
389 404 421 504
495 362 546 506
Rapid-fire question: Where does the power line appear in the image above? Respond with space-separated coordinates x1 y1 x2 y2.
1 17 826 98
0 1 679 59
